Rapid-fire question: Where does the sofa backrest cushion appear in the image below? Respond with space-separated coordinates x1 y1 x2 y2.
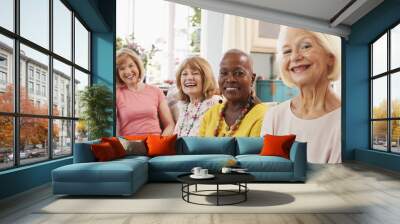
177 137 235 155
236 137 263 155
73 139 100 163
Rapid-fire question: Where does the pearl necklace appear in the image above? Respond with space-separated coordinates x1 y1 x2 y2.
178 101 203 136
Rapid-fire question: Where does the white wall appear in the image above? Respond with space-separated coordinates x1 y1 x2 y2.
200 10 224 80
116 0 135 38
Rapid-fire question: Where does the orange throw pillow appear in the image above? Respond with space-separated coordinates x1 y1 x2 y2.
146 134 177 157
260 134 296 159
91 142 117 161
101 137 127 158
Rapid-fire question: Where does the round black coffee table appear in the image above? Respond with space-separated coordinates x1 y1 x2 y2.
177 173 255 206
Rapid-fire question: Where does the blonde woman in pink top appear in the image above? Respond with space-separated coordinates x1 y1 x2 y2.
116 48 175 136
261 27 341 164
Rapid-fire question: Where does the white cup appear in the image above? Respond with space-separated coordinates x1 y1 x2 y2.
191 167 202 176
221 167 232 174
200 169 208 176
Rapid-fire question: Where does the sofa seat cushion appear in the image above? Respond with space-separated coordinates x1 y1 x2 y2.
117 155 150 163
236 155 293 172
53 159 147 183
149 154 235 172
236 137 263 155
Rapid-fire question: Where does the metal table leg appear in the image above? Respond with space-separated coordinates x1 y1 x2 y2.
217 184 219 206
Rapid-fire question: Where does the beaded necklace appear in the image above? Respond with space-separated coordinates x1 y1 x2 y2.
178 101 203 136
214 97 254 137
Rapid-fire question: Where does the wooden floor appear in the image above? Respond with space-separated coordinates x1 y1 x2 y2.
1 162 400 224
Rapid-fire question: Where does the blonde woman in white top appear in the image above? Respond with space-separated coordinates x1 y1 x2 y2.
261 27 341 164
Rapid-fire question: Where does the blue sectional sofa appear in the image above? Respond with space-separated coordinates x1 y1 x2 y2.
52 137 307 196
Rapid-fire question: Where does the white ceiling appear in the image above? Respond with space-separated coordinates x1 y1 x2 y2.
168 0 384 38
225 0 352 22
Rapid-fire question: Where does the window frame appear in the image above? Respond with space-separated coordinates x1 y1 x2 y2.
370 20 400 154
0 0 92 171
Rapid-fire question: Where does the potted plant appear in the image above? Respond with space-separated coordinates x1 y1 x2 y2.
79 84 113 140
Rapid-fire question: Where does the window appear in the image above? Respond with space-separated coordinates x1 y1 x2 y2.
75 18 89 70
53 59 71 116
36 83 40 95
28 81 34 94
117 0 200 87
41 73 46 83
371 23 400 154
0 54 7 67
35 70 41 81
0 54 7 87
28 67 34 80
0 71 6 85
74 69 89 119
0 0 14 32
53 0 72 60
0 0 91 170
20 0 49 49
0 70 7 92
42 85 46 97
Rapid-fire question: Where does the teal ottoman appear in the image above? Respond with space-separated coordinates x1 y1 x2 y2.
52 156 148 196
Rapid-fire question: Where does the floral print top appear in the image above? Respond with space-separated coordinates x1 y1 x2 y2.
174 95 221 137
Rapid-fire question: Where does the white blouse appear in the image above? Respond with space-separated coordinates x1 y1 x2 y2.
174 95 221 137
261 100 341 164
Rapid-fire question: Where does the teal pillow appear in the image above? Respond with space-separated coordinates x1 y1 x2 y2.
177 137 235 155
236 137 263 155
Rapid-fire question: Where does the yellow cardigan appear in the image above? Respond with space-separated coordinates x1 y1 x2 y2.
198 103 267 137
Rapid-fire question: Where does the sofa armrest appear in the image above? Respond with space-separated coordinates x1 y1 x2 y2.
289 142 307 181
73 140 100 163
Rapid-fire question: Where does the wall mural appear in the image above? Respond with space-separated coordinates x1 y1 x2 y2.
116 3 341 164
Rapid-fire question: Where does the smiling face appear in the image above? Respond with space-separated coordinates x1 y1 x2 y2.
219 52 255 103
180 67 203 99
278 28 334 88
117 56 141 86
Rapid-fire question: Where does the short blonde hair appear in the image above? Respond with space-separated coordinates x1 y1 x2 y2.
116 48 145 86
175 56 217 102
276 26 341 87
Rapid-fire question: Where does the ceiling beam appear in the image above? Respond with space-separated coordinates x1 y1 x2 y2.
330 0 368 28
166 0 351 38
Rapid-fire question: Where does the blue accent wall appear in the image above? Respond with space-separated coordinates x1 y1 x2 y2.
91 0 116 135
343 44 369 159
66 0 110 32
0 0 116 200
92 32 114 96
355 149 400 172
345 0 400 170
0 158 72 199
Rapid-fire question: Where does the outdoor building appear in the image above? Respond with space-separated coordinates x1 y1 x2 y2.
0 41 79 168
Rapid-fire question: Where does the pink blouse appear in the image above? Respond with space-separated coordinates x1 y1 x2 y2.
117 84 165 136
